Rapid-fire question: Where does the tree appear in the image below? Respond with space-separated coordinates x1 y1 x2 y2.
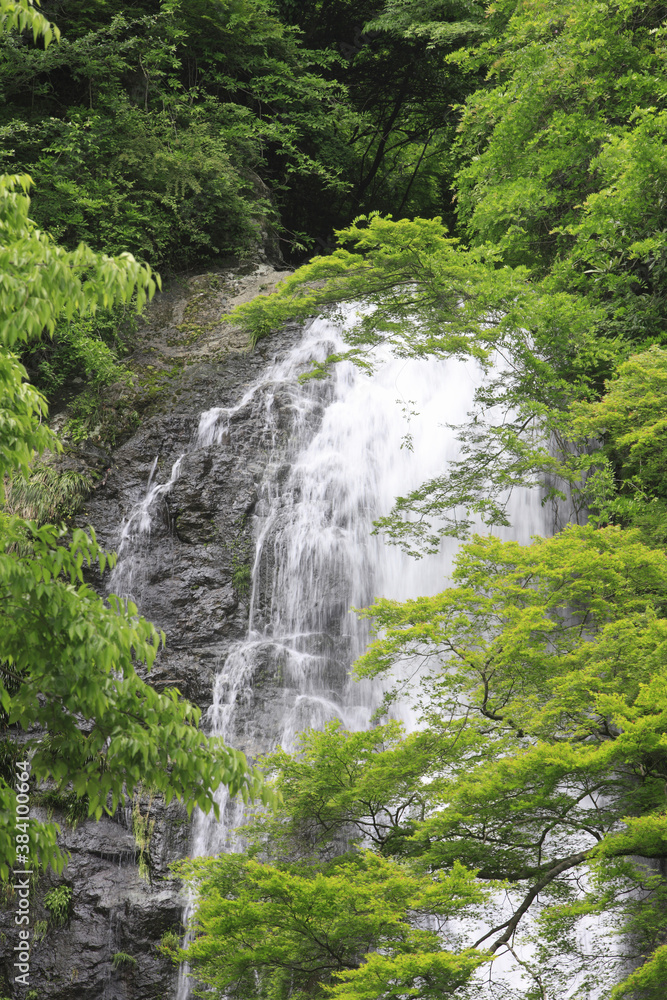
0 5 268 883
572 345 667 500
273 0 490 237
175 851 486 1000
0 0 58 43
227 0 667 545
452 0 667 345
178 523 667 999
174 4 667 995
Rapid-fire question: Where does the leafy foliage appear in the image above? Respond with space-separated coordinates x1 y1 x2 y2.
180 524 667 999
43 884 72 926
176 851 486 1000
3 4 667 999
2 99 261 266
3 464 89 524
0 0 58 45
573 346 667 497
23 304 129 397
213 9 667 993
273 0 489 236
0 1 353 265
0 0 499 268
231 0 667 549
0 507 268 878
453 0 667 346
111 951 138 969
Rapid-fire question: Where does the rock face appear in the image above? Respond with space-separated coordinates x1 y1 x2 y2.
0 799 189 1000
0 262 304 1000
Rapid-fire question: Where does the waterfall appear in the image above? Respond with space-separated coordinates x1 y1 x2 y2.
109 307 551 1000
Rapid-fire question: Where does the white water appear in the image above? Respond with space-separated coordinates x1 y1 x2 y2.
109 308 552 1000
189 311 549 848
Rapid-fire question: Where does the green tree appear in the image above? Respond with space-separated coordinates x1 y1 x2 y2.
453 0 667 346
273 0 490 237
229 0 667 545
0 0 355 266
572 346 667 499
176 851 486 1000
184 5 667 995
180 523 667 999
0 0 58 42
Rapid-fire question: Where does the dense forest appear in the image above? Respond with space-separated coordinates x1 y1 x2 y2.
3 0 667 998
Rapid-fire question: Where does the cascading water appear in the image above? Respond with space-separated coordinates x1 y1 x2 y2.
109 306 551 1000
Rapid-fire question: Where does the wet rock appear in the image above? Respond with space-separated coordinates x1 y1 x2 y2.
0 801 187 1000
